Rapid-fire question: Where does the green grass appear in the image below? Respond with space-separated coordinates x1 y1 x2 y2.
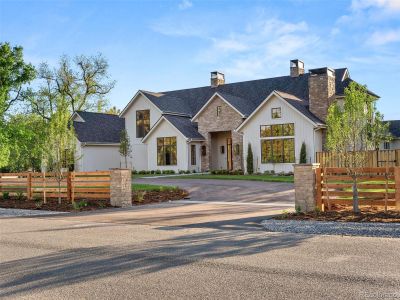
170 174 294 183
132 183 178 192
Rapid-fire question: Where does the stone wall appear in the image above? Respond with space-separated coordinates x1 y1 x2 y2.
308 71 336 122
294 164 320 212
196 95 244 171
110 169 132 207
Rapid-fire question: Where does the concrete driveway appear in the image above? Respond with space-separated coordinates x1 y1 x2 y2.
135 177 294 205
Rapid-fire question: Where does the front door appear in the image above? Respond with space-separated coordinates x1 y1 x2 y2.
227 138 233 170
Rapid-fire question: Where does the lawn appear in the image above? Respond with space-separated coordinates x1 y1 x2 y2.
170 174 294 183
132 183 178 192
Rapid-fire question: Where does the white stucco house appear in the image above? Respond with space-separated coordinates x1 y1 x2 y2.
72 59 379 173
381 120 400 150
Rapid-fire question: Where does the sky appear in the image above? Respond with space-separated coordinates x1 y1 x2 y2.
1 0 399 120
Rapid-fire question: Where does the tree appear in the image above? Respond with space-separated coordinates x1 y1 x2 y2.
29 54 115 120
119 129 132 168
326 81 387 212
0 42 35 115
105 106 121 115
300 142 307 164
246 143 254 174
43 97 77 204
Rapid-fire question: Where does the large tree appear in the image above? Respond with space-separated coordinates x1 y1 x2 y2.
326 81 390 212
29 54 115 120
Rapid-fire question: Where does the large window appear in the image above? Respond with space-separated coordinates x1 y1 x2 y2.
157 137 177 166
260 123 295 163
260 123 294 138
191 145 196 165
261 139 295 163
136 110 150 138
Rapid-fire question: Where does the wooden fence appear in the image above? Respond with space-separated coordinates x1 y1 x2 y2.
0 171 111 201
316 149 400 168
315 167 400 211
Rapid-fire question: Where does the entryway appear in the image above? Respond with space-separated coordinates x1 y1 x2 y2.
210 131 233 170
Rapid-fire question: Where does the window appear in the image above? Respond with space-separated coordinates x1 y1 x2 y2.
384 142 390 150
217 106 222 117
220 145 225 154
201 145 207 156
136 110 150 138
191 145 196 165
271 107 281 119
260 123 294 138
157 137 177 165
261 139 295 163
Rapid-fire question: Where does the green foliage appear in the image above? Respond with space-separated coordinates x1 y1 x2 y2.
246 143 254 175
119 129 132 168
295 205 302 214
2 192 10 200
72 200 88 210
34 198 43 208
16 191 24 200
299 142 307 164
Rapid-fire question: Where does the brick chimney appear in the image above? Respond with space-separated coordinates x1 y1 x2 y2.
290 59 304 77
308 67 336 122
211 71 225 87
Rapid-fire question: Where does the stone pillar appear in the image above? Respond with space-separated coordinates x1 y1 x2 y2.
294 164 320 212
110 169 132 207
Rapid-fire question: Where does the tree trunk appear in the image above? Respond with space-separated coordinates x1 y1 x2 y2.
125 155 127 169
352 175 360 213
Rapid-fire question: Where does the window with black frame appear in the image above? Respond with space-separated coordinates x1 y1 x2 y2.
271 107 281 119
260 123 295 163
136 110 150 138
157 137 177 165
191 145 196 165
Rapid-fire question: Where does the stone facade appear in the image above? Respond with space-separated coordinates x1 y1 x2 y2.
294 164 320 212
308 69 336 122
110 169 132 207
196 95 244 171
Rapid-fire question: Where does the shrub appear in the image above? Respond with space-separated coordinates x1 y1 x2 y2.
132 170 138 175
136 191 146 203
246 143 254 174
2 192 10 200
138 170 146 175
192 170 197 173
179 170 185 174
72 200 88 210
185 170 191 174
300 142 307 164
295 205 302 214
16 191 24 200
150 170 156 174
34 198 42 209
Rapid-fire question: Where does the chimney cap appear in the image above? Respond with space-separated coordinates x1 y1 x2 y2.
211 71 224 78
290 59 304 67
309 67 335 76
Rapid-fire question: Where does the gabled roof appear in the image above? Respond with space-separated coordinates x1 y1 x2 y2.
73 111 125 144
132 68 362 120
385 120 400 138
142 114 205 143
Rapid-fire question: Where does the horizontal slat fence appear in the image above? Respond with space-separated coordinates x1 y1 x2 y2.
316 149 400 168
0 171 111 201
316 167 400 211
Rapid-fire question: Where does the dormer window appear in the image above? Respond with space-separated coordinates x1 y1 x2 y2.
136 110 150 138
272 107 281 119
217 106 222 117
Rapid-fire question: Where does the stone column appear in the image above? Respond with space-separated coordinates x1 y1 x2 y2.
294 164 320 212
110 169 132 207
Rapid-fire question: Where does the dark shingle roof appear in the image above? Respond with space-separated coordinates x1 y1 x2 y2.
73 111 125 143
140 68 362 121
163 115 205 140
385 120 400 138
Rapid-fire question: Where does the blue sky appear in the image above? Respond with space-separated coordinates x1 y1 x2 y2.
1 0 399 119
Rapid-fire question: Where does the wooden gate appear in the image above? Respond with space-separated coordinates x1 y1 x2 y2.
315 167 400 211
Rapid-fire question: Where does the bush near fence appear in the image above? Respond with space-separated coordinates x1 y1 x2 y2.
315 166 400 211
0 171 111 202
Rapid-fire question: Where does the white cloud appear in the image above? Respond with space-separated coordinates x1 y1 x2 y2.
367 28 400 45
351 0 400 11
178 0 193 10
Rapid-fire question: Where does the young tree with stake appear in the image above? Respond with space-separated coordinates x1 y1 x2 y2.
119 129 132 169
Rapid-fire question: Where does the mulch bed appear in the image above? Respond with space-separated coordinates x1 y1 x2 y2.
0 197 113 212
276 205 400 223
0 189 189 211
132 189 189 205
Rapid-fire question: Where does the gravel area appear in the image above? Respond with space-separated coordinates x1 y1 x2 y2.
261 219 400 238
0 208 67 217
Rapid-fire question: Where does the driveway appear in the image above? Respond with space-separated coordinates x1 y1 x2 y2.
135 177 294 205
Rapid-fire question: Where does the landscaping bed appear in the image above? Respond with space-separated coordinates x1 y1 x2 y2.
276 205 400 223
132 184 188 205
0 197 113 212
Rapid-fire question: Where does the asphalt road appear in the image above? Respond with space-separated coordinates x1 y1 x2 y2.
1 201 400 299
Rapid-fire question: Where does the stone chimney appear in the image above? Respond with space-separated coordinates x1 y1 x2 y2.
290 59 304 77
211 71 225 87
308 67 336 122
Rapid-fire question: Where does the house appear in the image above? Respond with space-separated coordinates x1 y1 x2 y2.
72 111 125 171
381 120 400 150
74 59 378 173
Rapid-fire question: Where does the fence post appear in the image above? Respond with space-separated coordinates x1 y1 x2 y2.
110 169 132 207
67 172 71 201
27 173 32 200
315 167 323 211
395 167 400 211
294 163 319 212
